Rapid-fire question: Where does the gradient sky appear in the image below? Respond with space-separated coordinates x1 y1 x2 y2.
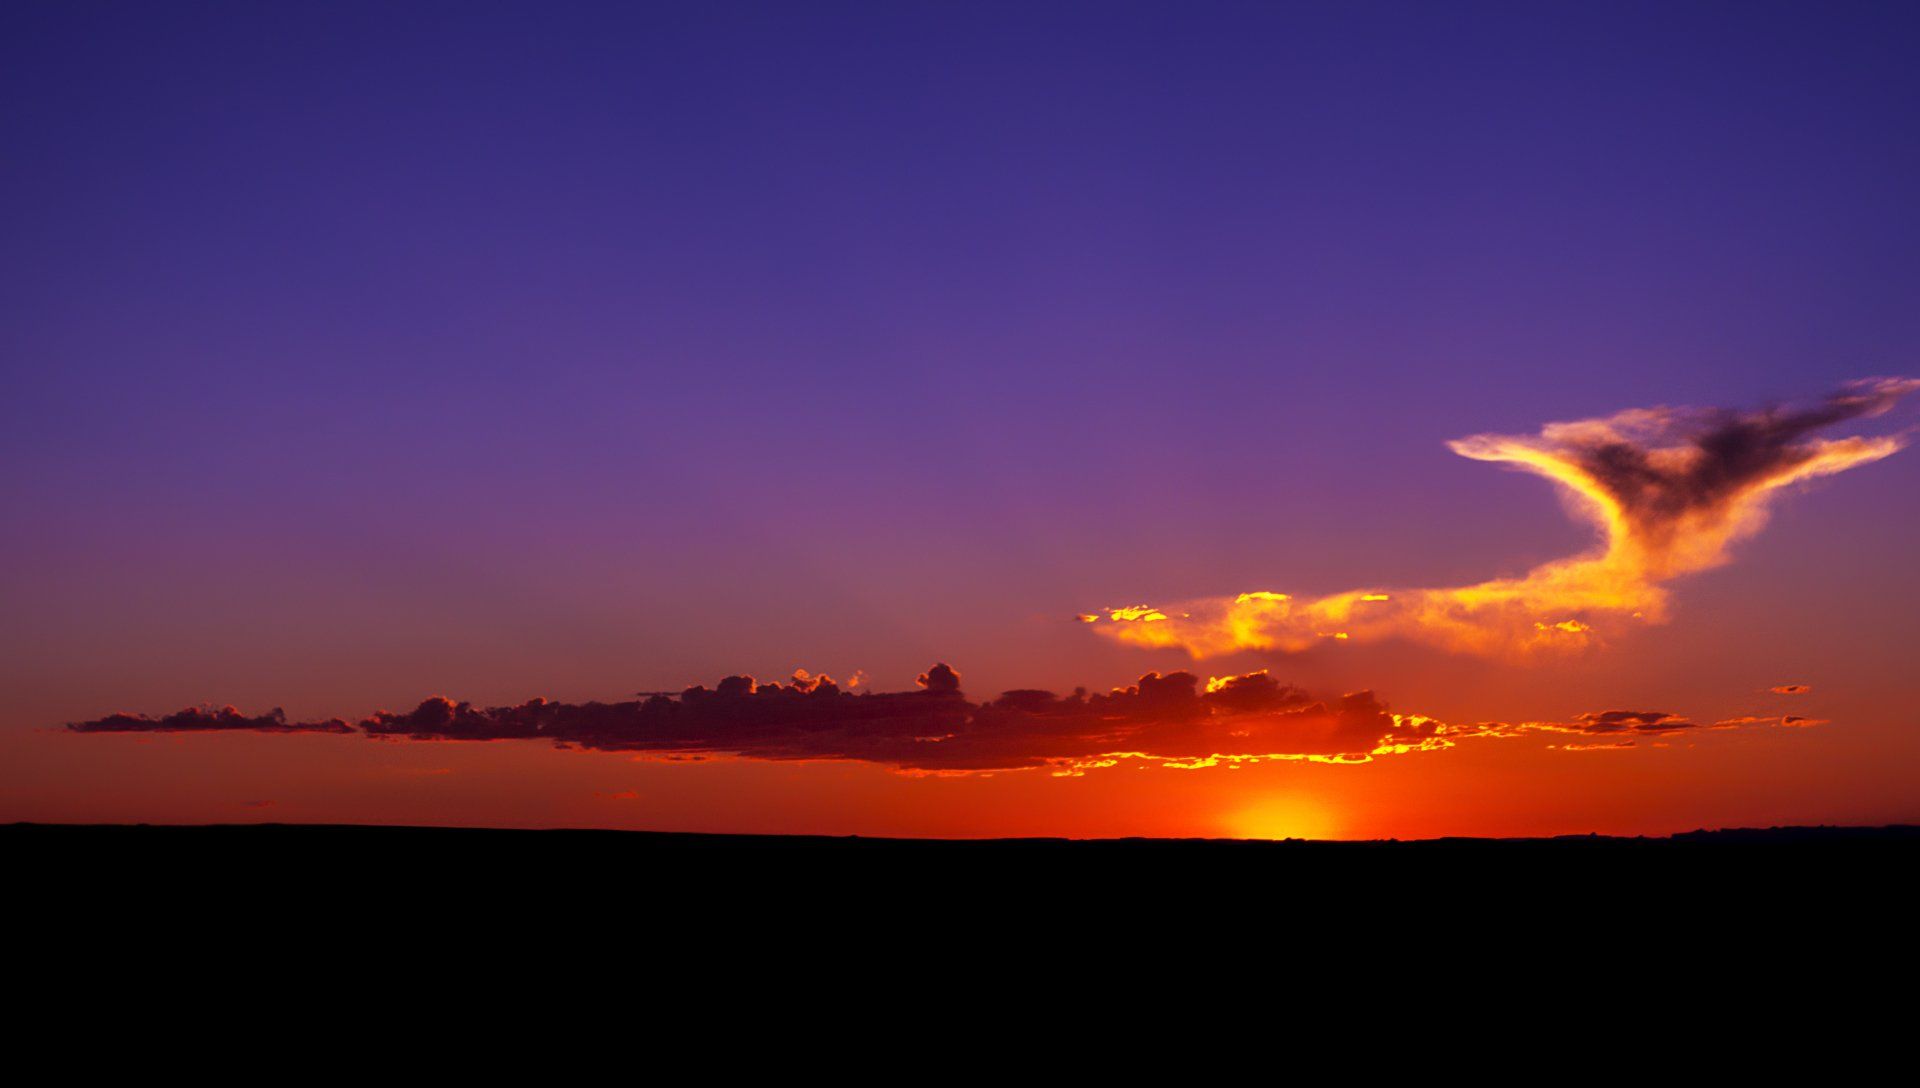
5 1 1919 839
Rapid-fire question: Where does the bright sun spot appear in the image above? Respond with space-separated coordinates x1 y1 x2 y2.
1225 796 1341 841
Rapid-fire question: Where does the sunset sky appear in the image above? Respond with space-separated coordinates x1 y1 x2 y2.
4 2 1919 839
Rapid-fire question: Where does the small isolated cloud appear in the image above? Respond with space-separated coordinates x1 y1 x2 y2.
1770 684 1812 695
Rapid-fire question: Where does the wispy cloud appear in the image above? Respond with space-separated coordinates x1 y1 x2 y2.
1712 714 1827 730
1086 379 1917 657
1521 709 1700 736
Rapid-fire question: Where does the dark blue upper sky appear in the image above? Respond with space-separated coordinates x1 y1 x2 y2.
4 2 1919 708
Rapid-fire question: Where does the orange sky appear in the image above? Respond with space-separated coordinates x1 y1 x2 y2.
9 382 1917 839
5 710 1911 839
8 5 1920 838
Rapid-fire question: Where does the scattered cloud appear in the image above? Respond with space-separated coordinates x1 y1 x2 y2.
1713 714 1828 730
1088 378 1917 657
1524 709 1699 736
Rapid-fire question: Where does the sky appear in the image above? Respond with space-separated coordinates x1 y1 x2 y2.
4 1 1919 839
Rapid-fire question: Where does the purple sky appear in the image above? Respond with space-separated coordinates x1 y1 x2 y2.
4 3 1919 836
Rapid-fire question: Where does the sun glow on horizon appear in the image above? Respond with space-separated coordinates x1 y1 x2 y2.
1225 795 1342 842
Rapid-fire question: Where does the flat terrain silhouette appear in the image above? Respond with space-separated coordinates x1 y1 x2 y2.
9 821 1917 850
16 822 1912 953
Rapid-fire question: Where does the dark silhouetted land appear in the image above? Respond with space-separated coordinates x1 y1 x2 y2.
14 822 1913 961
8 820 1917 850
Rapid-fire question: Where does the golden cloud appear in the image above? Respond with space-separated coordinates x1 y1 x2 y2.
1089 379 1917 657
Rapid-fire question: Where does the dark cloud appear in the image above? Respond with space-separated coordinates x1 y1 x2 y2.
916 664 961 694
1568 710 1698 735
1770 684 1812 695
66 668 1825 771
1528 702 1832 750
1550 378 1919 556
1519 707 1827 741
1506 710 1697 738
68 666 1453 772
66 706 352 735
1712 714 1828 730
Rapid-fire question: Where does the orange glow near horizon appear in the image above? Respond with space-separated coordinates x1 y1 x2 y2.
1224 794 1342 841
10 381 1918 840
10 712 1908 841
